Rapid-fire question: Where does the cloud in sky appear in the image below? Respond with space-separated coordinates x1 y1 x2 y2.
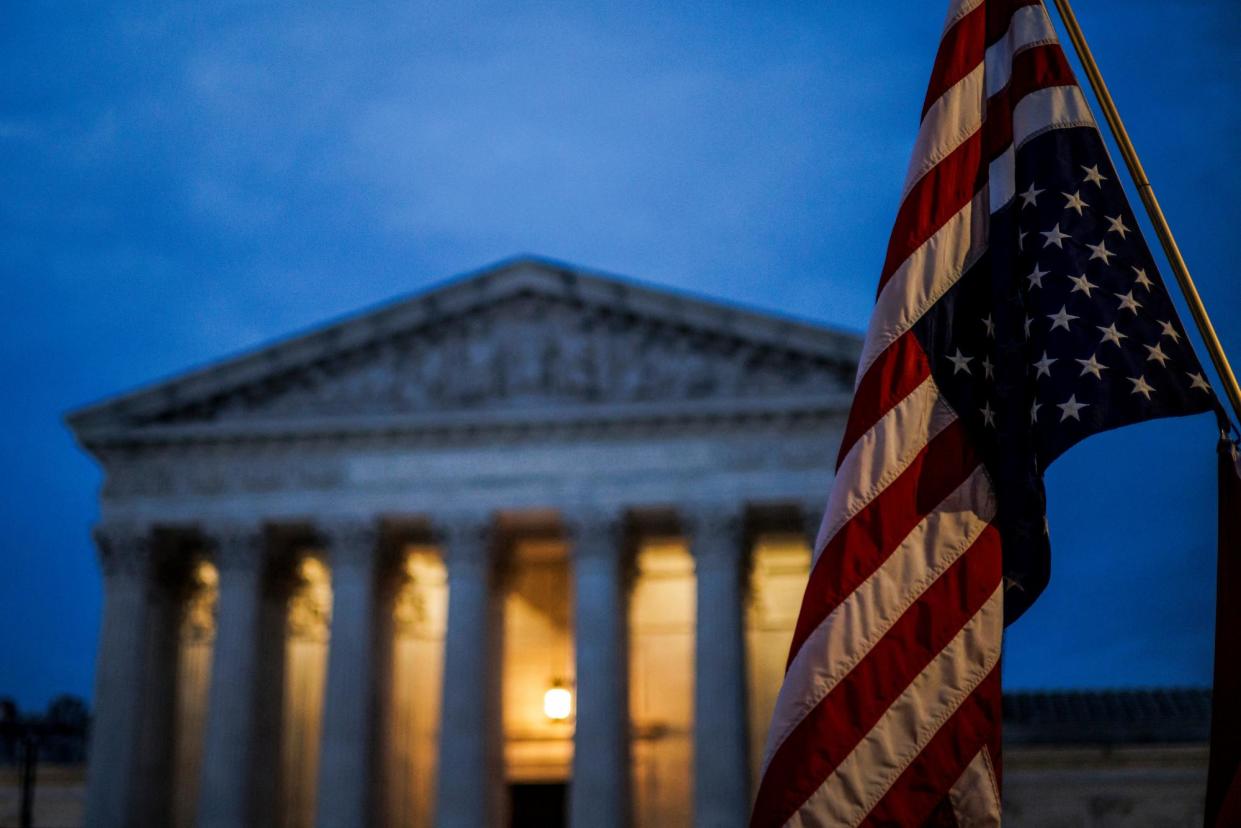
0 0 1238 707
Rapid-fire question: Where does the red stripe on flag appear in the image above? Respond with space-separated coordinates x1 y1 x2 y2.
788 419 979 667
984 0 1043 44
920 4 986 119
753 525 1003 828
877 131 986 296
860 665 1003 827
837 331 932 470
983 44 1078 160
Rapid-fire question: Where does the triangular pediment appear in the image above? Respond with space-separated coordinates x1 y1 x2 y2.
68 258 861 445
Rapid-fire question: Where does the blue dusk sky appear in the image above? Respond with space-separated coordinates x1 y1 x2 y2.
1 1 1238 710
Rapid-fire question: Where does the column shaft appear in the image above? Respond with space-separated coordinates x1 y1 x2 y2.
435 516 501 828
315 520 380 828
692 509 751 828
198 525 265 828
83 526 153 828
568 512 630 828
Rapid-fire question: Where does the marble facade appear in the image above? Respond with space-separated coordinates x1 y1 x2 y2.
68 258 861 827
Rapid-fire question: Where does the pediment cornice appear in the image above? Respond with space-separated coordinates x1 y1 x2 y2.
68 257 862 448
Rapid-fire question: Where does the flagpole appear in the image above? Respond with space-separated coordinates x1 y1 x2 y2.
1050 0 1241 427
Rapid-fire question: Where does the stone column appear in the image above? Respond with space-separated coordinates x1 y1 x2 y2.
315 519 381 828
435 514 502 828
566 509 631 828
198 523 266 828
84 524 154 828
689 507 751 828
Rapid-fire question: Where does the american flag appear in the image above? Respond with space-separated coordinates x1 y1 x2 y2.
751 1 1219 825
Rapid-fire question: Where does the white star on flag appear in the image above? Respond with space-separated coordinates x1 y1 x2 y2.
1144 342 1171 366
1188 371 1212 392
946 347 973 375
1128 375 1155 400
1042 224 1071 248
1116 291 1142 314
1158 320 1182 343
1019 181 1044 208
1057 394 1088 421
1034 352 1057 378
1082 163 1107 186
1048 305 1079 332
1076 353 1107 379
1068 273 1098 297
1086 239 1114 264
1098 323 1127 347
1105 215 1130 237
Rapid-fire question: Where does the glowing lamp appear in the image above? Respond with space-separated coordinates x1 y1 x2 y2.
543 681 572 721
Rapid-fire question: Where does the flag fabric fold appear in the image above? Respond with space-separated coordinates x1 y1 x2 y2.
1206 434 1241 828
751 1 1219 825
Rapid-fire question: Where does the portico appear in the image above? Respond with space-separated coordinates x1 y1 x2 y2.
68 258 861 827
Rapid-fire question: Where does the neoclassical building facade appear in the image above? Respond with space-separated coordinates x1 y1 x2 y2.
69 259 859 828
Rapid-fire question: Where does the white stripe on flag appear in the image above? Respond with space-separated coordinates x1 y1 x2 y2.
984 4 1058 97
948 748 1002 827
1013 84 1095 150
855 192 988 387
903 64 984 199
815 382 956 564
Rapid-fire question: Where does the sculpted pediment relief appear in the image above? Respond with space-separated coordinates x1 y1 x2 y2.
149 291 854 426
68 260 863 445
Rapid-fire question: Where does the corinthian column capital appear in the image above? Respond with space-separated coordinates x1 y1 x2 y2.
318 517 380 570
201 521 266 573
684 504 747 569
436 512 495 577
93 524 155 579
564 506 626 565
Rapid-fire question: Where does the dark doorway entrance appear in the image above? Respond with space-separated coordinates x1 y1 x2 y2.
509 782 567 828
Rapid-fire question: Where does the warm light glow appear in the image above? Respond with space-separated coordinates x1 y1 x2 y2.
543 683 572 721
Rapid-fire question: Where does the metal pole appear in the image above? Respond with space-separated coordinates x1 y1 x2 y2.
1050 0 1241 427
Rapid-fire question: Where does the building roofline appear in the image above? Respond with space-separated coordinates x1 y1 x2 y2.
66 256 863 436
